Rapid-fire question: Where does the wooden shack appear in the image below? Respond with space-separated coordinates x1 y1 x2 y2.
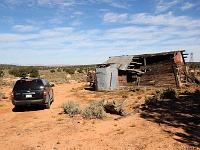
103 50 188 88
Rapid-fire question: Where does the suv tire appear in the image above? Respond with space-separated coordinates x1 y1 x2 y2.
45 100 51 109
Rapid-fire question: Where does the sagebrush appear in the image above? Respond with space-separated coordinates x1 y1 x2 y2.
0 91 3 100
163 87 178 99
61 101 82 117
82 101 106 120
145 87 178 105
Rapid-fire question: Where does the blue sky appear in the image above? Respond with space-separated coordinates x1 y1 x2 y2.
0 0 200 65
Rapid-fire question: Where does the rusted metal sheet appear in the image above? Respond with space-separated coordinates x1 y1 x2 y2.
104 55 133 70
174 52 183 63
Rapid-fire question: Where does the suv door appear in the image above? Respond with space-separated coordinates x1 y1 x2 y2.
42 79 54 103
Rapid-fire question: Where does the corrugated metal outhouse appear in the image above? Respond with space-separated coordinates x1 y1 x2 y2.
95 63 119 91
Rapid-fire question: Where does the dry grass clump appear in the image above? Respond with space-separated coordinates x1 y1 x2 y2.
145 95 158 105
122 93 129 99
145 87 178 105
162 87 178 99
61 100 107 120
0 91 8 100
0 91 3 100
82 101 106 120
61 101 82 117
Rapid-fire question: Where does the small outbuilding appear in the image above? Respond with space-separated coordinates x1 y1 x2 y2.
94 50 190 91
95 63 119 91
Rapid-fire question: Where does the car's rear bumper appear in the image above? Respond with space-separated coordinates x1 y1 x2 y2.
12 99 45 106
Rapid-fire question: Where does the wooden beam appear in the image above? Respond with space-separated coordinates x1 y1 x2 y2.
130 62 142 65
115 108 140 121
127 69 144 74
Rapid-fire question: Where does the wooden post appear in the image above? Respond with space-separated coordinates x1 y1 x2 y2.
144 57 146 72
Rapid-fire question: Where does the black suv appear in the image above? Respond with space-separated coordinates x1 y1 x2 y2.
11 78 54 109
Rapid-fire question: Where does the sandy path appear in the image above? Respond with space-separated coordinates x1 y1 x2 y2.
0 82 197 150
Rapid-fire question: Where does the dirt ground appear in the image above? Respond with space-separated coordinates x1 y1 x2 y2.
0 82 199 150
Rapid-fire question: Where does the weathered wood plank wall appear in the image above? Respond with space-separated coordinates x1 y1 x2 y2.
139 60 176 87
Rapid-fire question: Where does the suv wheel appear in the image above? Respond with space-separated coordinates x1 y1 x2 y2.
45 100 51 109
13 105 21 111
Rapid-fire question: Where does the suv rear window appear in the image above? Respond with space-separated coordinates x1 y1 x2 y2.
13 79 44 91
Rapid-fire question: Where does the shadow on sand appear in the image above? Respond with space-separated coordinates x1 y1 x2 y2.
140 92 200 148
12 105 46 112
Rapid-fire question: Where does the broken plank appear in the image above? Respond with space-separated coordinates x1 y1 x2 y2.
114 108 140 121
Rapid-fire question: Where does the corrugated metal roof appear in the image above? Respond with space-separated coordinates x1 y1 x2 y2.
103 50 186 71
104 55 134 70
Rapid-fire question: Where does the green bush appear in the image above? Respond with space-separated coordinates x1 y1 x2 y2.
50 69 55 73
0 70 4 78
77 68 83 73
61 101 82 117
155 89 164 100
145 87 178 105
57 68 62 72
9 67 39 77
29 67 39 77
63 68 75 74
82 101 106 120
145 96 157 105
163 87 178 99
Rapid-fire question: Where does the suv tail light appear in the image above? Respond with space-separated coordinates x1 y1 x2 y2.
43 90 47 96
11 92 14 98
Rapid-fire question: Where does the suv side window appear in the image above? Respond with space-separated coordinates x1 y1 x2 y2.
42 79 50 88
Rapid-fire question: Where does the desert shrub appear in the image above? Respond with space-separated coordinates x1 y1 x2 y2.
122 93 129 98
0 70 4 78
145 88 178 104
57 68 62 72
163 87 178 99
0 92 3 100
0 92 6 100
155 89 164 100
145 96 157 105
50 69 55 73
77 67 83 73
82 101 106 120
63 68 75 74
9 67 39 77
61 101 82 117
29 67 39 77
9 68 18 77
